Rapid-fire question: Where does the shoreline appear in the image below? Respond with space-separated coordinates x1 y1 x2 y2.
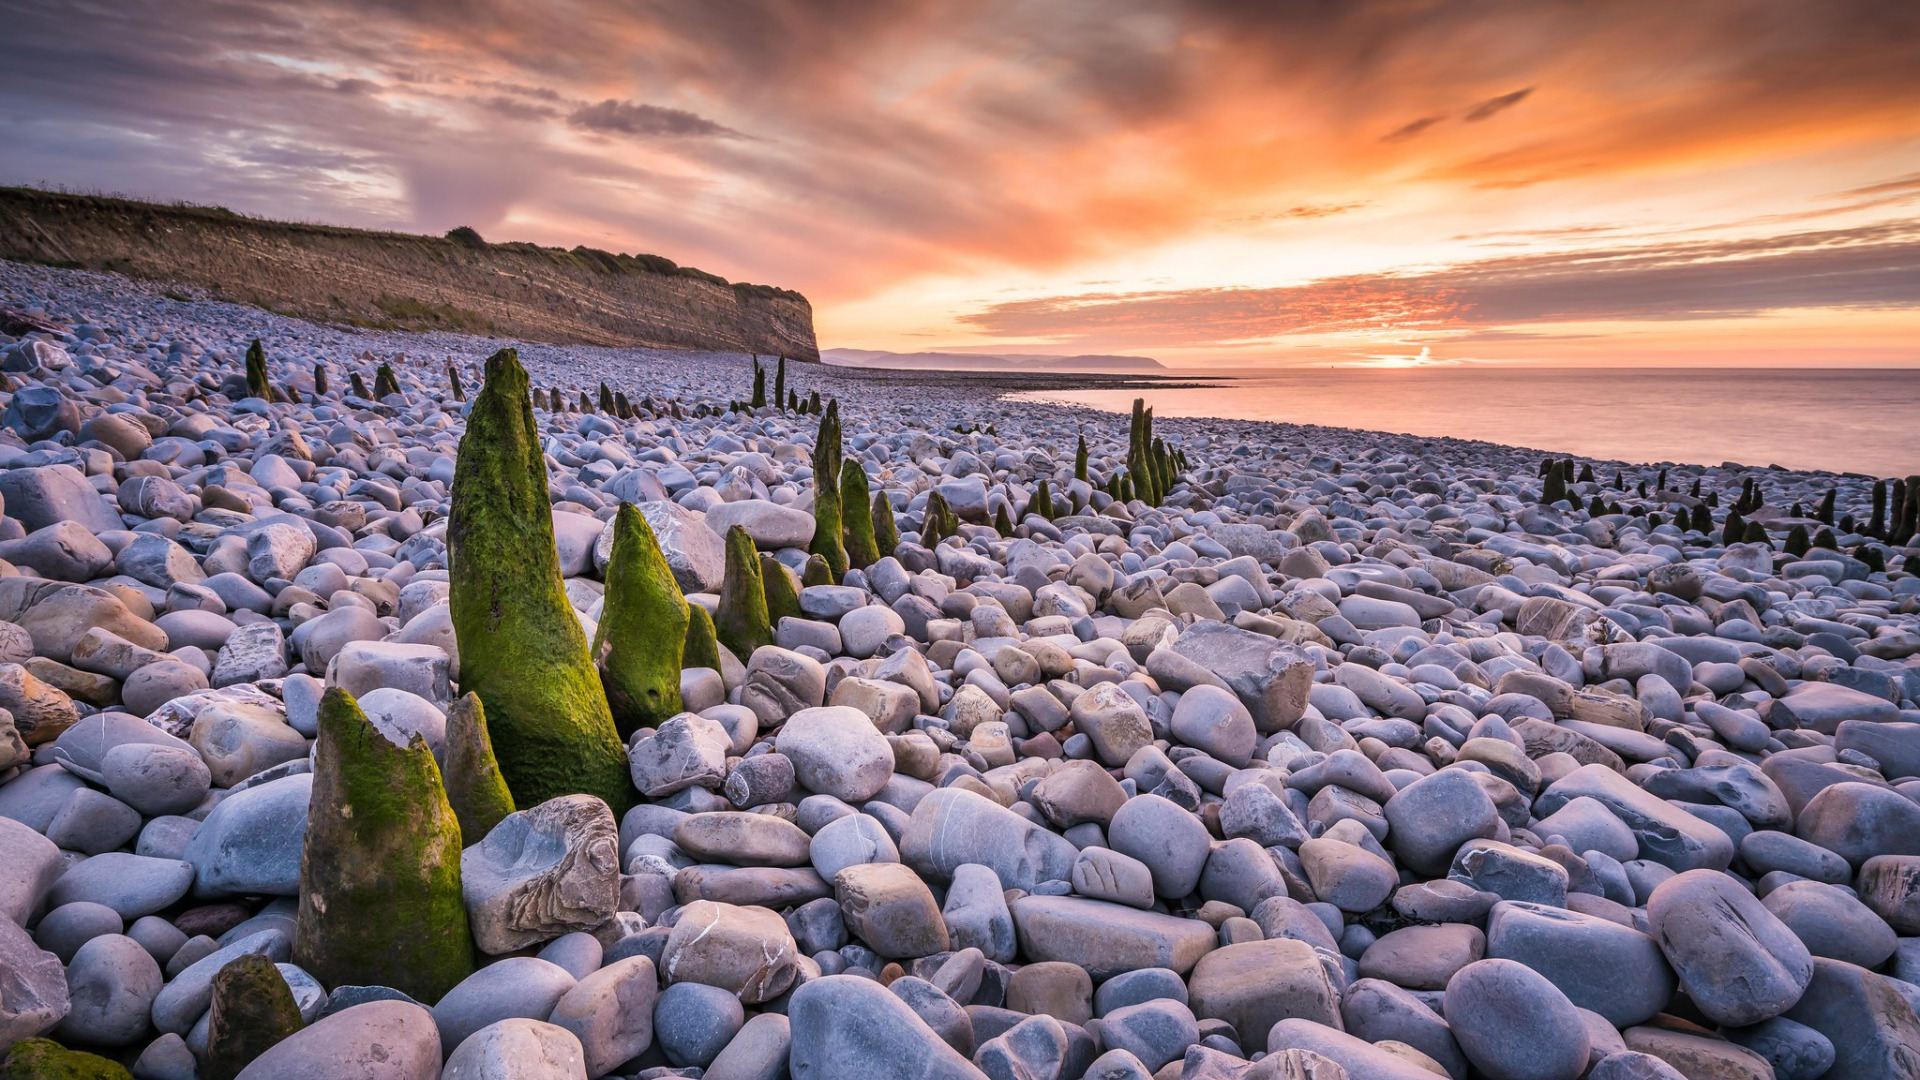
1 260 1883 489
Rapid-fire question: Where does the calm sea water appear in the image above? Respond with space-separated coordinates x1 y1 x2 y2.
1012 368 1920 478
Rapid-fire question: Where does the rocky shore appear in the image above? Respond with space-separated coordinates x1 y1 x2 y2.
0 258 1917 1080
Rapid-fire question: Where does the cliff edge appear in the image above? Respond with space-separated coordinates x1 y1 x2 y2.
0 187 818 358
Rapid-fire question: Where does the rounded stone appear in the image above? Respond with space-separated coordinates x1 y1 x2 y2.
1443 958 1590 1080
652 981 744 1068
33 901 123 963
1646 868 1812 1027
1107 794 1211 900
1169 685 1256 767
441 1018 588 1080
776 706 894 803
56 932 163 1047
229 999 441 1080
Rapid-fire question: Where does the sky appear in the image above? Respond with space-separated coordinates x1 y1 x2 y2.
2 0 1918 368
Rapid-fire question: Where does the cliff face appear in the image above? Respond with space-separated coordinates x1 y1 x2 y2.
0 187 818 358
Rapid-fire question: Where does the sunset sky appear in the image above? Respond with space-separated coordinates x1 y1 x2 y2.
3 0 1917 367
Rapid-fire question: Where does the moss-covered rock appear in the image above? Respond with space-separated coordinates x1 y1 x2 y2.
444 691 515 841
841 460 879 570
203 953 303 1080
1074 433 1088 483
808 400 848 581
594 503 688 738
716 525 772 660
873 491 899 556
0 1039 129 1080
922 490 956 546
448 346 632 812
349 371 371 399
761 553 802 626
801 553 833 588
373 362 401 399
295 688 473 1003
684 603 723 673
1030 478 1055 521
245 339 276 403
993 503 1014 536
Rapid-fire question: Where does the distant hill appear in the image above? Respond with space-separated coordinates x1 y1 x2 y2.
824 348 1167 374
0 186 818 357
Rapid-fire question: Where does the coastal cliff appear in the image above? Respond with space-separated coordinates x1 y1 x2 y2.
0 187 818 358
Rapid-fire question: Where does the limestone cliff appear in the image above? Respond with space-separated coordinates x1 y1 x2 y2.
0 187 817 358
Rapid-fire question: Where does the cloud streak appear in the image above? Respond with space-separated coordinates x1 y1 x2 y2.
959 223 1920 346
567 100 743 139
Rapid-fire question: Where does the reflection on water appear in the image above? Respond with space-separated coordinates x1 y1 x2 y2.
1012 368 1920 477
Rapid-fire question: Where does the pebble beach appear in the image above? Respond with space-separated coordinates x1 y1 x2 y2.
1 258 1917 1080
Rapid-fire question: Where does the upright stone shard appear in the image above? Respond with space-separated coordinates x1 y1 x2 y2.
593 503 689 738
373 362 401 399
449 346 631 811
873 491 899 555
760 554 802 626
801 554 833 588
716 525 773 660
203 954 303 1080
244 339 275 403
922 490 956 546
841 460 880 571
444 691 516 842
294 687 474 1004
808 400 848 581
684 603 725 674
448 364 465 401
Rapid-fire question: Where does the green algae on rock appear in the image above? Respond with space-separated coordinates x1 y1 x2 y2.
716 524 773 660
445 691 516 842
203 953 303 1080
0 1039 129 1080
761 553 802 626
873 491 899 556
922 489 956 546
808 399 849 582
244 339 275 403
373 362 401 399
594 502 689 738
801 553 834 588
841 459 880 571
295 687 474 1003
448 346 632 811
684 602 724 674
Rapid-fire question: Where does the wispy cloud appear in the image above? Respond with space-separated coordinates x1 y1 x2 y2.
1464 87 1534 122
959 222 1920 346
567 100 744 139
1380 116 1445 144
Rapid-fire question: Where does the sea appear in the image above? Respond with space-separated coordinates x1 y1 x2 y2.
1011 367 1920 479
